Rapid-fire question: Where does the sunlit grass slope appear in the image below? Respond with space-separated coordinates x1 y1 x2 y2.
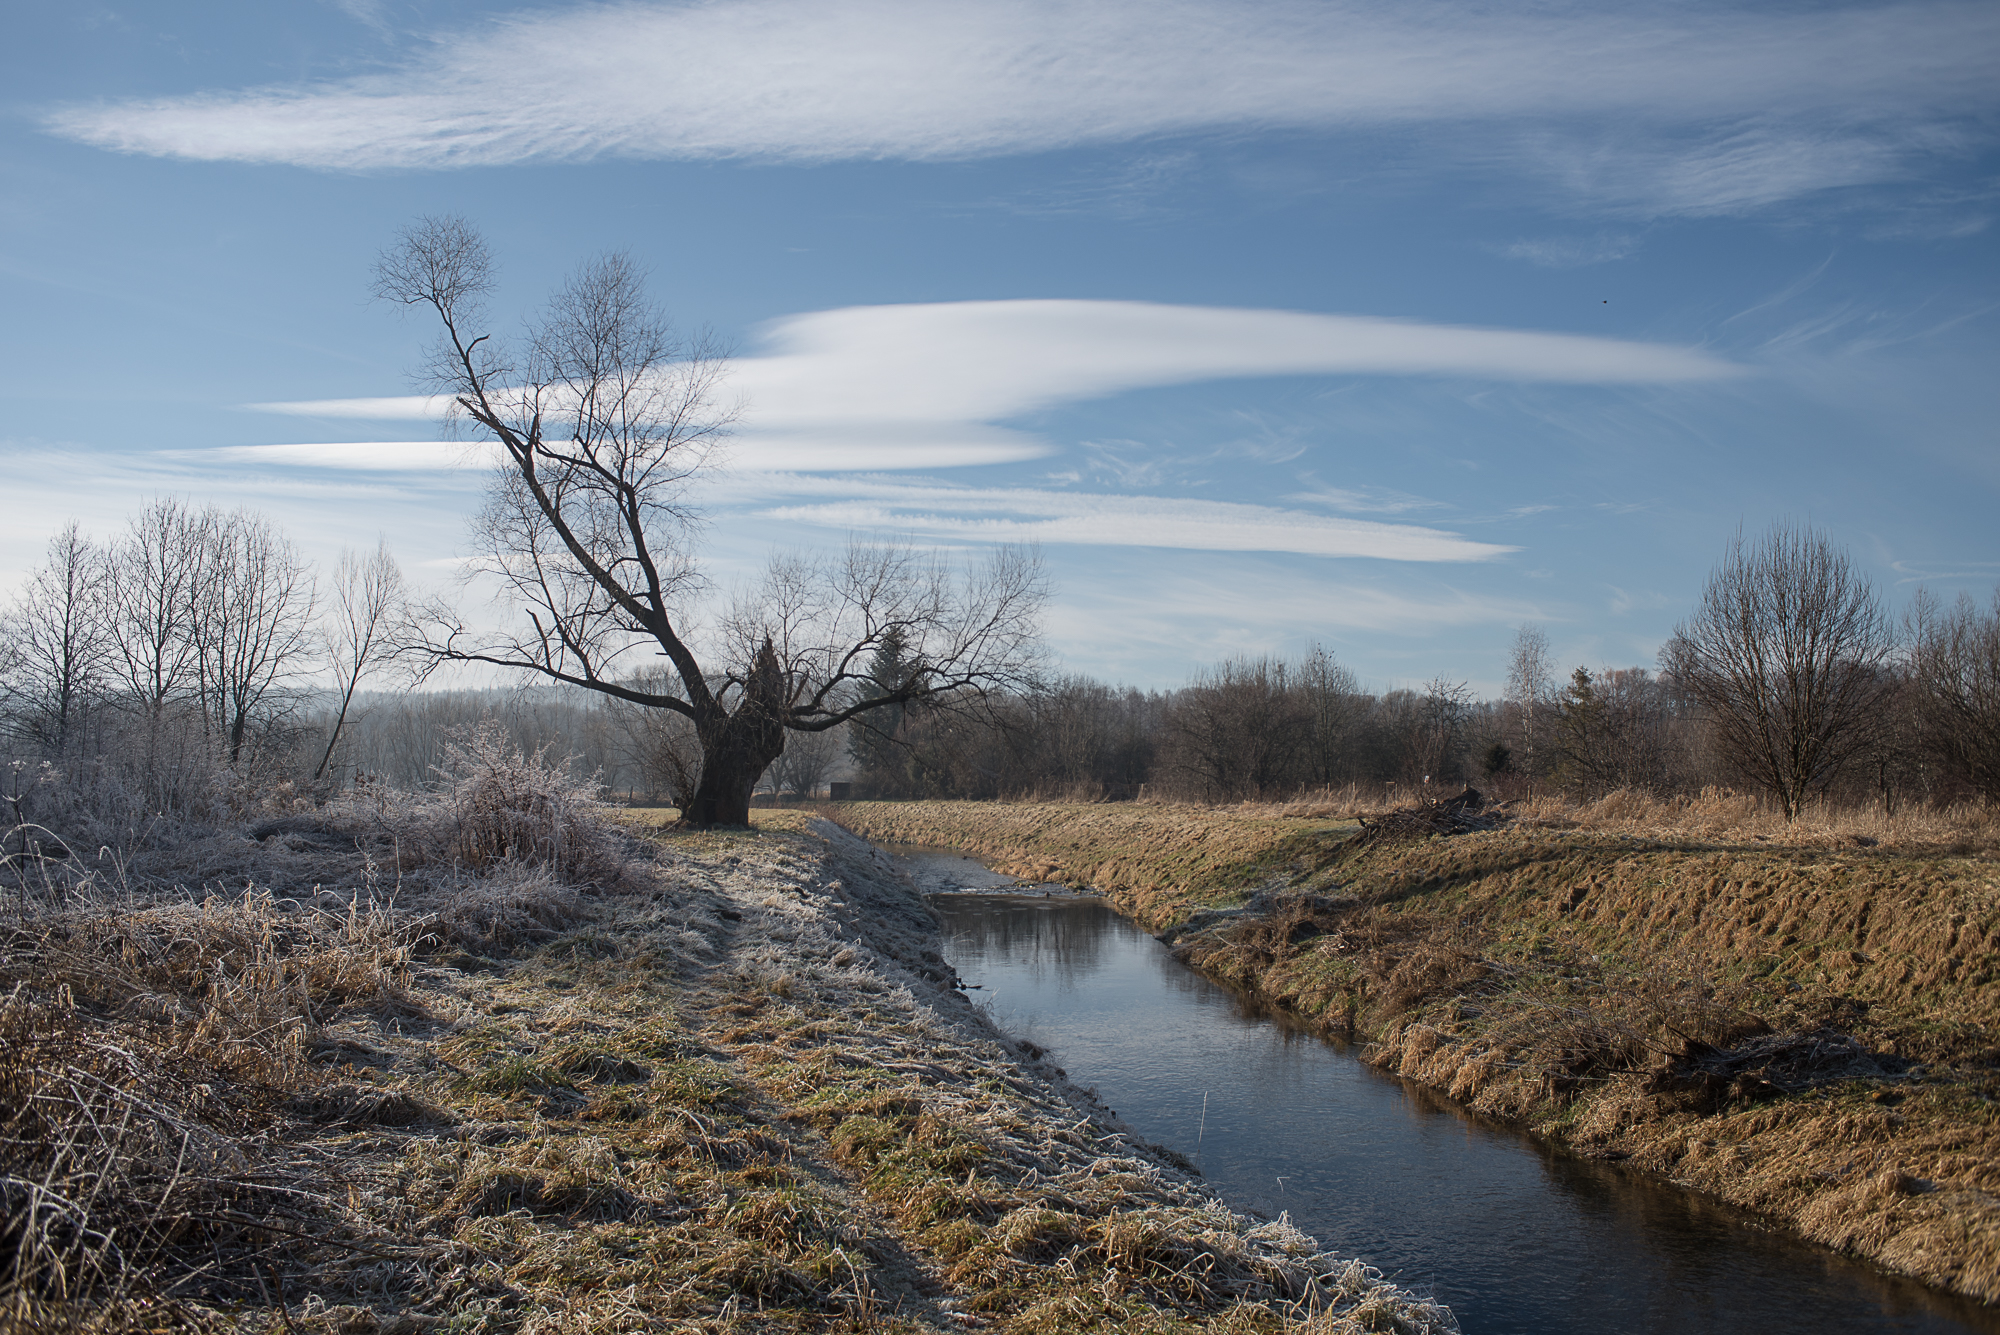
825 796 2000 1304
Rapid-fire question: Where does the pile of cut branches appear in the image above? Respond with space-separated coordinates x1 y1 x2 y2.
1346 786 1505 848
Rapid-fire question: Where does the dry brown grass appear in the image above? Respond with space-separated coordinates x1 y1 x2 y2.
1221 782 2000 856
0 729 653 1330
1511 786 2000 854
0 884 430 1329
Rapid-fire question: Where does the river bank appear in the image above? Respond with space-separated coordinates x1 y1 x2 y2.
822 799 2000 1306
3 799 1452 1334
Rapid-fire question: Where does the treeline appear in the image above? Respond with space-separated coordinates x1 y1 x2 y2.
845 527 2000 814
847 608 1996 810
5 507 1998 834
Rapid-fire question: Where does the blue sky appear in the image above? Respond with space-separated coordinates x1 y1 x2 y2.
4 0 1996 692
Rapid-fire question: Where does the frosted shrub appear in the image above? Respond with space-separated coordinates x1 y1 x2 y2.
420 721 632 888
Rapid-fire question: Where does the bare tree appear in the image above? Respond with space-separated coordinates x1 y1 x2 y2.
1665 524 1892 819
1505 623 1554 785
378 216 1047 826
1160 657 1306 800
315 540 407 781
0 523 109 753
1908 587 2000 802
105 497 210 718
1411 676 1473 786
1298 643 1362 788
192 510 319 764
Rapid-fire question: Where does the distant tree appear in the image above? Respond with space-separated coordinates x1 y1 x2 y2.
1550 666 1670 797
1297 643 1363 788
1907 587 2000 802
769 721 841 799
1859 667 1930 813
1161 657 1306 800
1505 624 1554 785
847 627 918 795
1032 676 1115 793
314 540 407 782
1410 677 1472 786
1665 524 1893 819
104 497 210 719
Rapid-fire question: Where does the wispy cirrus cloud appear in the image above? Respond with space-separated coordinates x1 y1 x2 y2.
1496 232 1640 269
243 298 1745 472
43 0 2000 216
740 475 1512 562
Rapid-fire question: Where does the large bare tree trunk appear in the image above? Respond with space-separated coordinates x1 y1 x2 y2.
682 642 788 827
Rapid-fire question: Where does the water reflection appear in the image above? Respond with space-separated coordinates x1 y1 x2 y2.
916 869 1999 1335
942 895 1113 988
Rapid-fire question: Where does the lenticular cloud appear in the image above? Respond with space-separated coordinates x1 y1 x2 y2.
241 298 1745 473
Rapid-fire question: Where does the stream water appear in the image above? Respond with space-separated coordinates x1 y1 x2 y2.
893 847 2000 1335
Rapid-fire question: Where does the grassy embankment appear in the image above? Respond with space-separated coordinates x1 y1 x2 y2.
825 793 2000 1305
1 753 1453 1334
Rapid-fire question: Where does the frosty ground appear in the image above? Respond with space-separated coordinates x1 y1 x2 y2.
1 760 1453 1335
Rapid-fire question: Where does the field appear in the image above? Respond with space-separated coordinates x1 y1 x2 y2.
0 748 1453 1334
824 791 2000 1304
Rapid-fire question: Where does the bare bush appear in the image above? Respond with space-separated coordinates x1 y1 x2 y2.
420 862 588 956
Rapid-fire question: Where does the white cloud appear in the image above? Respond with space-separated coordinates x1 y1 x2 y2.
0 438 478 589
197 441 481 471
204 433 1050 472
1037 552 1549 681
44 0 2000 214
243 298 1744 472
1287 481 1443 514
243 396 460 420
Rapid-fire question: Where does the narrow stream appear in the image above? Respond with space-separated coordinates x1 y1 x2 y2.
894 847 2000 1335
